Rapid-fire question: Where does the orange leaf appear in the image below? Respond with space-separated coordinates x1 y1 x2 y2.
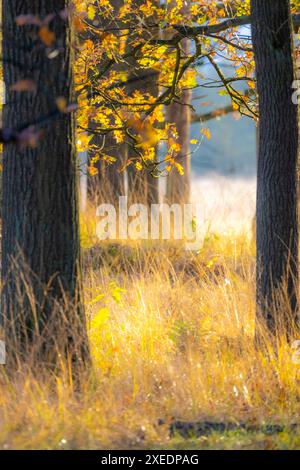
39 26 55 46
56 97 67 112
201 127 211 140
16 15 41 26
10 79 37 92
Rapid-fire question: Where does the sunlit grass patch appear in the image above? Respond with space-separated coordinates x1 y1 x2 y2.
1 221 300 449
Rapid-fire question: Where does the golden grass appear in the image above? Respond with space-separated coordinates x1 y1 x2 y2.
1 210 300 450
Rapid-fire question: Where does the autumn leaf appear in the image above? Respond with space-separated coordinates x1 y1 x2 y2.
102 155 117 164
10 79 37 92
73 16 86 32
91 308 110 329
135 161 143 171
87 5 96 20
15 15 41 26
88 166 98 176
39 26 56 46
175 162 184 175
56 97 67 113
201 128 211 140
56 97 77 114
17 126 43 149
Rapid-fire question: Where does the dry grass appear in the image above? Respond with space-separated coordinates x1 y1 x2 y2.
1 201 300 450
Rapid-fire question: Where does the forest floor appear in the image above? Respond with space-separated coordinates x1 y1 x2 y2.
1 205 300 450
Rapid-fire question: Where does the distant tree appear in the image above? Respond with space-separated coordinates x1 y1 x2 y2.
86 0 126 205
166 36 192 205
126 0 159 208
1 1 89 366
251 0 299 336
127 69 159 207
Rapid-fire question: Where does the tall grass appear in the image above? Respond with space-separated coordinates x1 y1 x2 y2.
0 203 300 450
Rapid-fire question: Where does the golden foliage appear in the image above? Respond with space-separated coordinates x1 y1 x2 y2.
72 0 255 175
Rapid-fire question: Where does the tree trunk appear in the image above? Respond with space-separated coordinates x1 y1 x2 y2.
87 135 126 207
126 94 159 209
1 0 89 366
251 0 299 335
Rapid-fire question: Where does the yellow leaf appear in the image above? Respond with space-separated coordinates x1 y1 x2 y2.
135 161 143 171
175 162 184 175
110 282 125 304
87 292 105 306
201 128 211 140
88 166 98 176
56 97 67 113
91 307 110 330
206 256 218 269
87 5 96 20
73 16 86 32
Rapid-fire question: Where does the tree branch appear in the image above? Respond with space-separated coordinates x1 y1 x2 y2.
192 104 235 123
174 13 300 38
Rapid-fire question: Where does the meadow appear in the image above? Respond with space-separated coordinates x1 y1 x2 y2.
1 178 300 450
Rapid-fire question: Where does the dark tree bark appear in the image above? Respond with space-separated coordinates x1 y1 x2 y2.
1 0 89 366
251 0 299 335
